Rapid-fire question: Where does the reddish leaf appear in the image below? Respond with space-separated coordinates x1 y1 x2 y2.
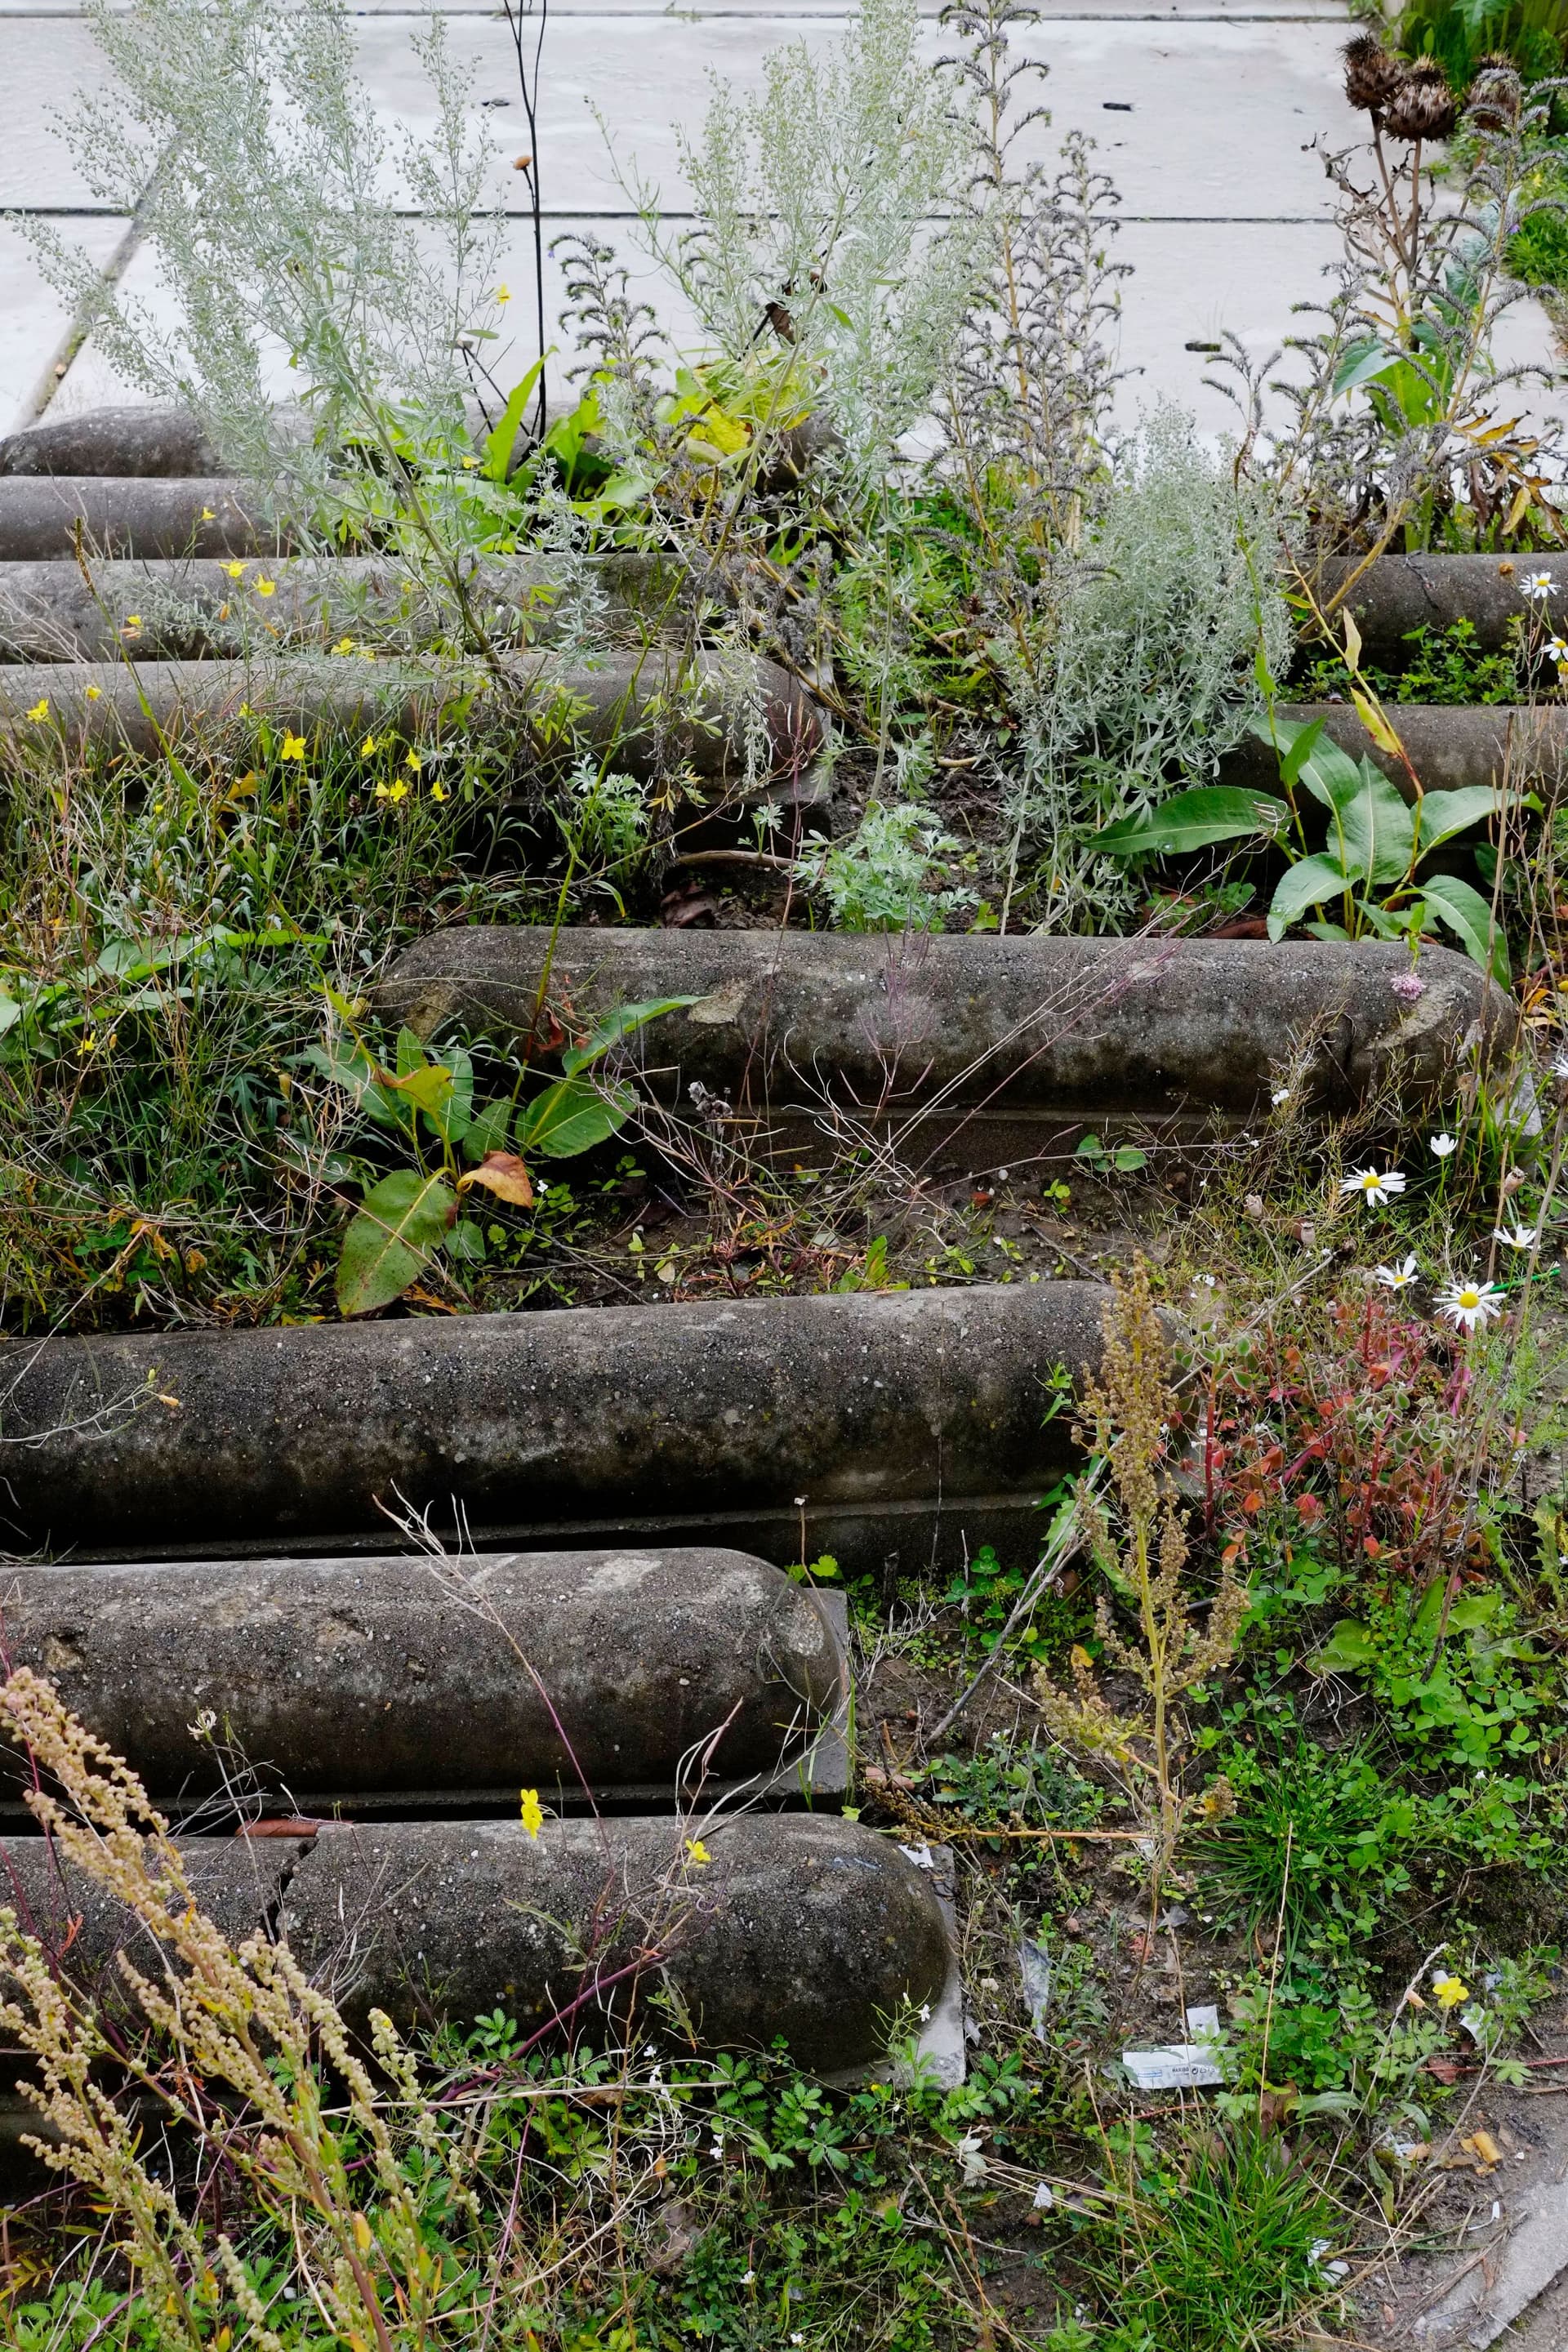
459 1151 535 1207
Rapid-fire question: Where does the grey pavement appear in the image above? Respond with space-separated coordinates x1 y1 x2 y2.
0 1 1557 441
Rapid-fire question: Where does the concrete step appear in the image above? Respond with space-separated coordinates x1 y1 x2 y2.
0 1547 849 1818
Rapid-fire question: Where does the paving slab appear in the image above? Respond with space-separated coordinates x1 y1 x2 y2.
0 18 124 208
0 216 130 434
1 12 1350 218
339 13 1349 218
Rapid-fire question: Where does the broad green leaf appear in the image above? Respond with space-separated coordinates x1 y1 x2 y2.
461 1098 512 1164
1279 716 1325 790
482 358 545 483
336 1170 454 1316
1093 788 1282 858
1075 1134 1105 1160
422 1045 473 1143
1420 873 1509 982
561 996 701 1076
0 994 20 1035
1449 1589 1503 1633
387 1061 454 1120
1339 764 1414 886
1411 786 1510 862
1112 1146 1147 1173
446 1218 487 1263
1267 853 1362 938
395 1026 427 1080
516 1073 636 1157
1296 734 1365 811
1333 336 1399 396
303 1040 410 1133
1313 1619 1374 1674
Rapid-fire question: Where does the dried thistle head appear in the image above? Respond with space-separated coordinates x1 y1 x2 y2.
1466 54 1524 134
1343 33 1405 119
1383 58 1459 142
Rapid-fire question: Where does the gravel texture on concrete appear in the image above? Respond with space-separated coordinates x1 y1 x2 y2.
1221 701 1566 800
383 928 1510 1160
0 551 689 661
1319 554 1568 657
0 1548 844 1801
0 1283 1116 1573
0 475 288 559
0 648 822 781
0 1815 949 2072
281 1813 951 2067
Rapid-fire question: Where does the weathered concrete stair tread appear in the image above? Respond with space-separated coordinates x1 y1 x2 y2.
0 1815 947 2073
383 929 1508 1157
0 408 237 481
1318 554 1568 657
0 476 290 562
1222 702 1566 800
0 650 822 783
0 1285 1112 1576
0 552 694 662
0 1548 846 1811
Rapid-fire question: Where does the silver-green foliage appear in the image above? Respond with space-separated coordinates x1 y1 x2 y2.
634 0 987 481
20 0 506 541
796 800 978 930
1006 404 1293 924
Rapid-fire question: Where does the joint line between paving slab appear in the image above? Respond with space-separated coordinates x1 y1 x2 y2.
8 205 1336 225
19 139 180 425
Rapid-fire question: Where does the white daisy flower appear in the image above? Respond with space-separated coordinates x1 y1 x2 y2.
1430 1133 1458 1158
1374 1255 1419 1290
1548 637 1568 665
1437 1277 1506 1331
1493 1223 1539 1250
1340 1167 1407 1205
1552 1054 1568 1080
1525 572 1557 599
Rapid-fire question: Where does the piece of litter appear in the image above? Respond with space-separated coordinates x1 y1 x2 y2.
1162 1904 1192 1928
956 2129 988 2185
1020 1937 1054 2042
1032 2181 1054 2210
1119 2042 1226 2091
898 1842 935 1870
1184 2003 1221 2042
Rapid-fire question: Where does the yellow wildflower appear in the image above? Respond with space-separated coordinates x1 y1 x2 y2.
279 732 306 761
496 283 511 305
85 684 101 700
1432 1971 1469 2011
224 561 247 580
374 778 409 804
24 698 48 722
685 1838 712 1869
404 748 422 773
200 506 215 521
123 614 142 630
333 635 355 656
359 735 379 757
430 782 448 803
519 1788 544 1838
255 577 275 598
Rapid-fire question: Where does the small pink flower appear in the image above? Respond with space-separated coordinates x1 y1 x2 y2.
1391 972 1426 1004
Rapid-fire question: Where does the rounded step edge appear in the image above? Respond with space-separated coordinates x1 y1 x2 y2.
0 1547 848 1806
